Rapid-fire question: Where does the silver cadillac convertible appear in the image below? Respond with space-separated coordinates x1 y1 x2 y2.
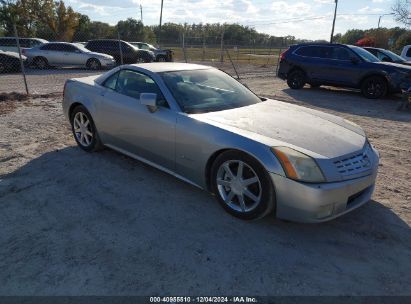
62 63 379 223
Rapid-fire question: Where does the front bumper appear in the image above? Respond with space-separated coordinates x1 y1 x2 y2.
100 59 116 67
270 170 378 223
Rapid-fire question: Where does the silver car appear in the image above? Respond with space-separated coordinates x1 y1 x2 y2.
25 42 115 70
62 63 379 223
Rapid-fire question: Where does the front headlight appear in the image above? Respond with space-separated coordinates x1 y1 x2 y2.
271 147 325 183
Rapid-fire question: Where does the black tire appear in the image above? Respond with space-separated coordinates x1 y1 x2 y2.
86 58 101 70
70 105 103 152
33 57 48 69
210 151 275 220
361 76 387 99
287 69 306 89
136 56 146 63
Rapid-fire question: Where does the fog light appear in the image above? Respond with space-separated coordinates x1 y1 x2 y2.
316 204 334 219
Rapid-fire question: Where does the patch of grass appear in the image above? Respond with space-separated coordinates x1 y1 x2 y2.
167 46 284 66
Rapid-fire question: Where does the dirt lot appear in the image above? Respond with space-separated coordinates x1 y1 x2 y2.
0 69 410 296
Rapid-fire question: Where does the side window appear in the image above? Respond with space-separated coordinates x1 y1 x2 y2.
121 42 132 52
62 44 77 52
330 47 351 61
30 39 41 47
19 39 30 48
1 38 16 47
295 46 330 59
115 70 169 108
53 44 66 52
376 51 391 61
103 72 119 90
405 48 411 57
295 46 313 57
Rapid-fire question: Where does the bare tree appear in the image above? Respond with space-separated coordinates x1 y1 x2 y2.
392 0 411 27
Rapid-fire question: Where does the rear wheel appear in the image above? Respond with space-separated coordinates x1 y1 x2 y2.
210 151 275 220
136 56 145 63
34 57 48 69
70 105 103 152
361 76 387 99
86 58 101 70
287 70 306 89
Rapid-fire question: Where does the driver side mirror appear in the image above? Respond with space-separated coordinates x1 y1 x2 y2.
140 93 158 113
382 56 393 62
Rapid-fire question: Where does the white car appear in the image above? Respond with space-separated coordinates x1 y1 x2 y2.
0 37 47 53
62 63 380 223
401 45 411 61
24 42 116 70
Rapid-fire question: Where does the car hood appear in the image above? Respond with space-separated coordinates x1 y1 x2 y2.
191 99 366 159
378 61 411 71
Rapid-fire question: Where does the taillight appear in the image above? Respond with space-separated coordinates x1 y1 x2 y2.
280 48 289 61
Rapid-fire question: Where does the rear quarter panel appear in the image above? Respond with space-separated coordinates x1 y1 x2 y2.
62 76 102 124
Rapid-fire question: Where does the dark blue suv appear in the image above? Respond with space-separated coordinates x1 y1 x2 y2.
278 43 411 99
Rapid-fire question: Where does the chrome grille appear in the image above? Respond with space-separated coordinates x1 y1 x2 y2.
334 150 371 177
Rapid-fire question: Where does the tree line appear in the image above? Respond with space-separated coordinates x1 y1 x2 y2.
1 0 411 50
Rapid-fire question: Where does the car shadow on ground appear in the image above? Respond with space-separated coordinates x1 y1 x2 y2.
0 146 410 295
278 86 411 122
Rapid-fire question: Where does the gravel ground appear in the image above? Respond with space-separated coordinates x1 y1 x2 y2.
0 69 410 296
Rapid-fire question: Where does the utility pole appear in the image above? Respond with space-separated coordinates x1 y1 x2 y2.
330 0 338 43
140 4 143 23
378 13 394 28
158 0 164 47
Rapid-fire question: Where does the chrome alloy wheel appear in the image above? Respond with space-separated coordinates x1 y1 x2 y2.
73 112 93 147
216 160 262 212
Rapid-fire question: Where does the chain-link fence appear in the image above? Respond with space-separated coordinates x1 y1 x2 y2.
0 26 284 96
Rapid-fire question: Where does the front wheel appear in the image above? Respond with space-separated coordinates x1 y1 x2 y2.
87 58 101 70
70 105 102 152
34 57 48 69
361 76 387 99
287 70 306 89
157 56 167 62
210 151 275 220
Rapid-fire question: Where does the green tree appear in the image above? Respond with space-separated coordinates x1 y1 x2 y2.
340 29 365 44
396 31 411 50
116 18 144 41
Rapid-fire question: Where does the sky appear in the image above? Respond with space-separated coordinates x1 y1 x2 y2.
65 0 403 40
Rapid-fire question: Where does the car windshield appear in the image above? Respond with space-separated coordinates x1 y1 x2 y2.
383 49 405 62
161 69 261 114
350 46 380 62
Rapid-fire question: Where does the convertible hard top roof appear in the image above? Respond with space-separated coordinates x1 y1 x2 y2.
126 62 213 73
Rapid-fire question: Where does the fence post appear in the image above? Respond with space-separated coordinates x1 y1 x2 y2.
117 31 124 65
13 24 29 95
220 25 225 63
182 31 187 63
225 47 240 80
202 32 206 62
